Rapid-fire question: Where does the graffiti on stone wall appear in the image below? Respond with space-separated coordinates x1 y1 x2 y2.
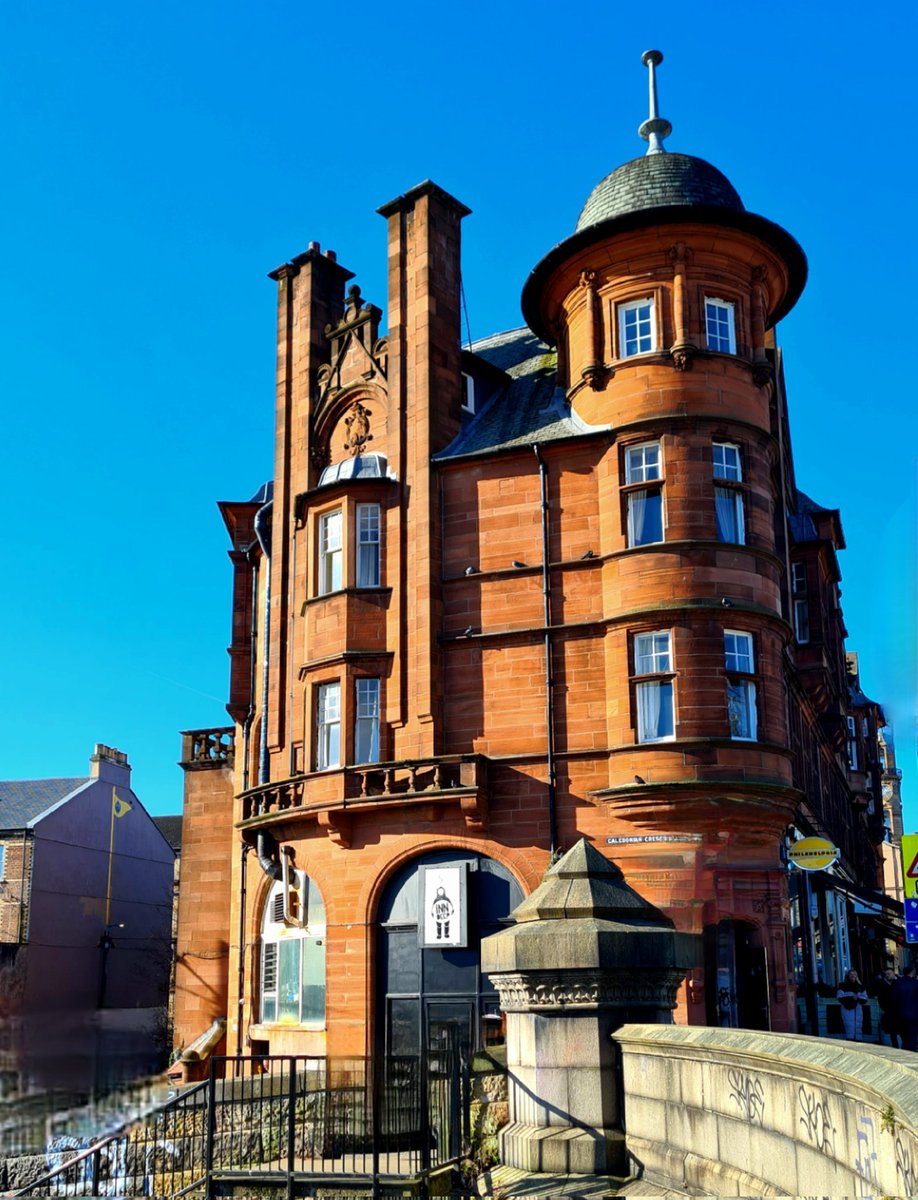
896 1134 918 1196
726 1068 765 1124
798 1085 836 1157
853 1113 878 1195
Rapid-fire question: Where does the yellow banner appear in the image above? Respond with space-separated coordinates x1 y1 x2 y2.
112 789 133 819
902 834 918 900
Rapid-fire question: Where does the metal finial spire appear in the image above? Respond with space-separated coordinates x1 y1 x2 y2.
639 49 671 155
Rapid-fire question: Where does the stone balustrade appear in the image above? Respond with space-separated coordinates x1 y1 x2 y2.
180 727 235 769
614 1023 918 1197
239 755 487 837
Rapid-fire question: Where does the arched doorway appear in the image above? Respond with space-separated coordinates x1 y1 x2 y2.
376 850 523 1058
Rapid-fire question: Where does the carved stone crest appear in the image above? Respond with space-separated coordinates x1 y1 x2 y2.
343 401 373 456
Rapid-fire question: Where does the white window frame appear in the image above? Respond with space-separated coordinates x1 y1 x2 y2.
318 509 343 595
634 631 675 743
715 485 746 544
260 875 326 1027
461 372 475 414
846 716 858 771
356 503 381 588
724 631 757 741
618 297 656 357
713 441 742 482
316 682 341 771
791 561 807 594
625 442 662 484
705 297 736 354
354 678 381 764
794 598 810 643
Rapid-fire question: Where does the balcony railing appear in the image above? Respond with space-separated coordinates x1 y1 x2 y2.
239 755 488 846
180 728 235 770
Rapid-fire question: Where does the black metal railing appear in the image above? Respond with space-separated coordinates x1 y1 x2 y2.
6 1052 470 1198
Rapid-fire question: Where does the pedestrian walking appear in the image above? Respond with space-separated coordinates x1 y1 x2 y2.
892 965 918 1051
836 968 869 1040
873 963 900 1047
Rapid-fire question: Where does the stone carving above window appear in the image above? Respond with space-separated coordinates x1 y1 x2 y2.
316 284 387 409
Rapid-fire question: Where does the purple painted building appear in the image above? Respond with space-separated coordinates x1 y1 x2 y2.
0 745 174 1094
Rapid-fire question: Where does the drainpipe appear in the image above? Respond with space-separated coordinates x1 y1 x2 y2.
254 501 273 786
17 829 28 943
287 520 298 776
235 842 250 1058
533 444 558 859
241 551 260 793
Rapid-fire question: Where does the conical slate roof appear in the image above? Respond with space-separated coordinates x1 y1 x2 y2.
575 152 744 232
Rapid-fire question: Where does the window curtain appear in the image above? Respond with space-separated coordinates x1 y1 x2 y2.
638 681 672 741
715 487 738 541
628 489 647 545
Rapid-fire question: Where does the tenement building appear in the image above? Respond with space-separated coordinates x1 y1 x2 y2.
172 54 898 1068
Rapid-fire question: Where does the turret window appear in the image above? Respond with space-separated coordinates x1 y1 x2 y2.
618 298 656 357
705 298 736 354
713 442 745 544
634 630 675 743
725 631 757 740
624 441 664 547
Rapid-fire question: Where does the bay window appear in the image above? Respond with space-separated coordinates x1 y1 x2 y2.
354 678 381 764
316 682 341 770
318 510 343 595
356 503 381 587
634 630 674 743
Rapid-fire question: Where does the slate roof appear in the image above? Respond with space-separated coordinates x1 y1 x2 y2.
154 815 183 852
435 328 609 460
576 153 744 232
0 777 89 830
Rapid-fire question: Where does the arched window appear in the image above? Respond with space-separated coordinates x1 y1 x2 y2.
260 872 326 1027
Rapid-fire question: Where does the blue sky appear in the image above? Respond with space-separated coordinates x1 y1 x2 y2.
2 2 915 828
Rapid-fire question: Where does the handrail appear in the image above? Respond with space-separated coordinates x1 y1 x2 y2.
9 1080 209 1198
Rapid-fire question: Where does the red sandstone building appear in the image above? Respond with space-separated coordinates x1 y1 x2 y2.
172 56 896 1068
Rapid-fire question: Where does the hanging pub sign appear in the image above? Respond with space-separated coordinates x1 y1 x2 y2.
787 836 840 872
419 863 468 948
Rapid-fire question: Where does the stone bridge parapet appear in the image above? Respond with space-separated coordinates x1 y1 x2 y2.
615 1023 918 1197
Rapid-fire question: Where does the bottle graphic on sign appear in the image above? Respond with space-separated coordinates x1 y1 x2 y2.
431 886 454 940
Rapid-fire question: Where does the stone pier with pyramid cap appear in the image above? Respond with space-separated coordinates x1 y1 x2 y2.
481 838 698 1175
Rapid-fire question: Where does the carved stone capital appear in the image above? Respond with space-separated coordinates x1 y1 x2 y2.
752 263 769 285
670 342 697 371
752 360 774 388
581 363 611 390
489 969 685 1012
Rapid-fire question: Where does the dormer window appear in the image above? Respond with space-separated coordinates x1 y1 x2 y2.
618 298 656 357
705 298 736 354
461 373 476 414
